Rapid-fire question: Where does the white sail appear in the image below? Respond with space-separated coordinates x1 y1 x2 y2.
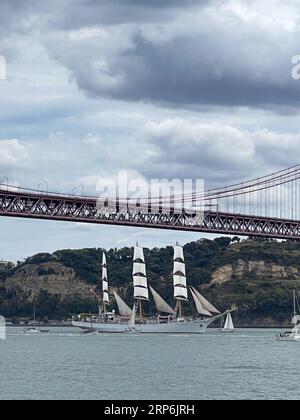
173 245 188 302
133 246 145 263
133 262 146 277
103 291 109 305
102 253 109 305
173 261 186 276
128 303 136 328
133 275 148 289
224 313 234 330
173 275 187 288
174 286 188 301
190 288 212 317
134 286 149 301
102 267 108 281
191 287 220 314
174 246 184 262
149 286 175 315
133 246 149 301
113 291 132 317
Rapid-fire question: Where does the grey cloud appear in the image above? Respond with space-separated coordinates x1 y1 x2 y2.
48 0 206 28
2 0 299 111
2 0 206 32
105 33 300 108
0 1 37 33
41 2 300 112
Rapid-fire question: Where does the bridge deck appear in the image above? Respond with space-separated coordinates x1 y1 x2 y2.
0 189 300 240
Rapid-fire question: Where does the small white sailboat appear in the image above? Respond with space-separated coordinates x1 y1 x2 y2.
222 312 235 333
276 291 300 342
24 306 41 335
24 328 41 335
125 302 140 333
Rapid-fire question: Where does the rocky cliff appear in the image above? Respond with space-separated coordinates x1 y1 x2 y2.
4 262 93 299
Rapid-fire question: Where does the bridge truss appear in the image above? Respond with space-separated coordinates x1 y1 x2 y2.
1 164 300 241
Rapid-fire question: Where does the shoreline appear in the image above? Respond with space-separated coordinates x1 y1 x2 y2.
6 324 292 329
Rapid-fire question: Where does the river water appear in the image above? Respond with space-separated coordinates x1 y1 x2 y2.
0 328 298 400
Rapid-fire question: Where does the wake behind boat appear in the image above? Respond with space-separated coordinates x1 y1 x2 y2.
24 327 41 335
72 244 237 334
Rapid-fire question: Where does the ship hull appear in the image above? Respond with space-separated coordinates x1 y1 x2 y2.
72 318 215 334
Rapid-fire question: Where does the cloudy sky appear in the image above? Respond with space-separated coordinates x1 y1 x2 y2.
1 0 300 261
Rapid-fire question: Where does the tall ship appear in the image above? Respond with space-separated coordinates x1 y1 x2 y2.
72 245 236 334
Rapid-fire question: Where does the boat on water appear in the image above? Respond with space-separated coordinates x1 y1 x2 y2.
80 329 98 335
24 327 41 335
276 291 300 342
24 307 50 335
24 307 41 335
72 244 236 334
222 312 235 333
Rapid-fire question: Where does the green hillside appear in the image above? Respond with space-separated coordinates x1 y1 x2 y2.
0 237 299 326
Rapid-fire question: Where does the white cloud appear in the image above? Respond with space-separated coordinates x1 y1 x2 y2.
138 119 300 184
0 139 31 168
83 132 99 145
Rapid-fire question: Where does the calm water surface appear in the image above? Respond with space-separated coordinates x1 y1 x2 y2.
0 328 299 400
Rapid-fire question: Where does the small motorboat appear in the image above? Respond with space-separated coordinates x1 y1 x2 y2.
24 327 41 335
276 326 300 342
80 328 98 335
276 291 300 342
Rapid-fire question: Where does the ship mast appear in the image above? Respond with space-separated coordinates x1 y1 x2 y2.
102 252 109 313
133 244 149 322
173 243 188 320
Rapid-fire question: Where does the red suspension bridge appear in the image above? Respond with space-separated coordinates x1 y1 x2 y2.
1 165 300 240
